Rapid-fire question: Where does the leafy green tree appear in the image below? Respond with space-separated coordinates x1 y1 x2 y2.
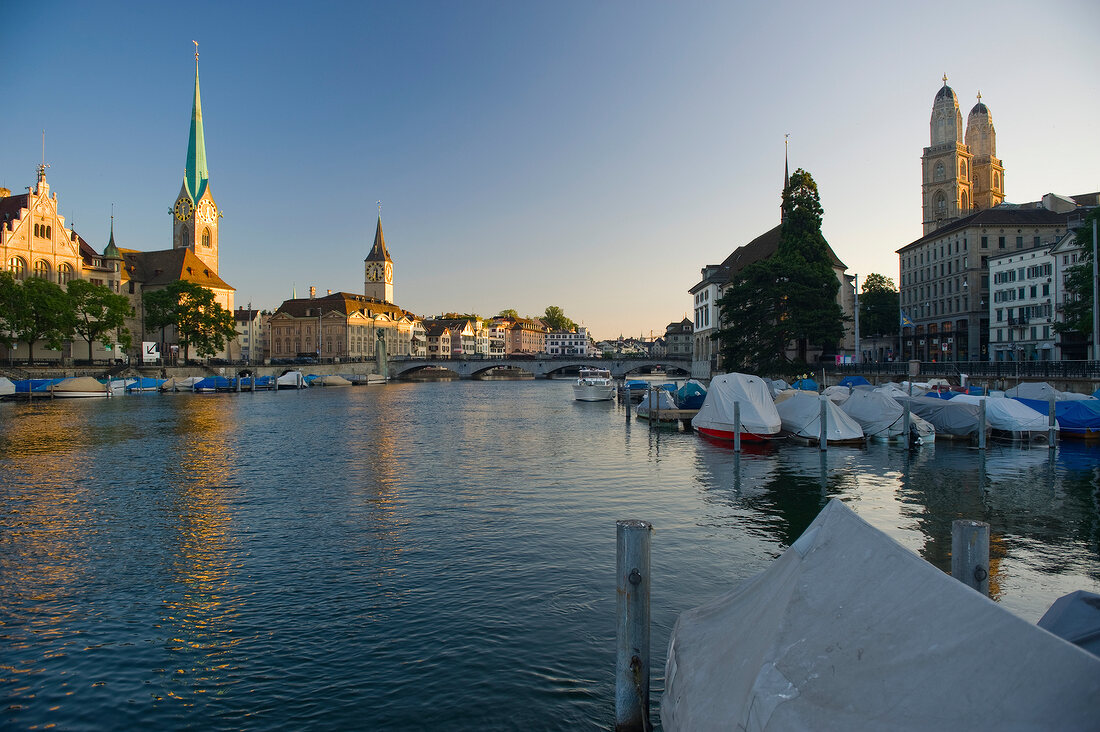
0 271 20 351
10 277 74 364
543 305 577 332
714 168 843 372
143 281 236 361
859 273 899 337
68 279 134 362
1054 208 1099 341
497 308 520 319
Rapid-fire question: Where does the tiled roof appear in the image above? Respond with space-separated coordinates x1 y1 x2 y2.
898 207 1075 252
0 193 29 226
691 222 847 292
120 248 234 291
274 291 415 320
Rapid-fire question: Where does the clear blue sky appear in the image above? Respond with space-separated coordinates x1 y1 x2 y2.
3 1 1098 340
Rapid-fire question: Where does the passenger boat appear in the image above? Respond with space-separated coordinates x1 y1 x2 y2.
573 368 615 402
691 372 781 442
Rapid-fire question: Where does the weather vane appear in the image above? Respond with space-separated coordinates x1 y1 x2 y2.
193 40 199 61
377 200 382 216
942 73 948 85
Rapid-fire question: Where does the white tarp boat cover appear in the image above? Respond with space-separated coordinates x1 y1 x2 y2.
692 373 781 437
0 377 14 396
49 376 108 395
1006 381 1096 401
160 376 203 391
773 390 863 442
276 371 305 388
636 389 678 415
1037 590 1100 658
949 394 1052 435
893 394 988 440
662 499 1100 731
841 389 934 441
821 385 852 404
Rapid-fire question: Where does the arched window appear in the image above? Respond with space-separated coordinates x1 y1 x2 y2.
33 260 51 279
959 161 967 179
8 256 27 280
934 162 945 182
58 263 74 284
961 191 969 212
934 192 947 219
993 172 1000 190
202 228 210 247
45 225 51 239
34 223 40 237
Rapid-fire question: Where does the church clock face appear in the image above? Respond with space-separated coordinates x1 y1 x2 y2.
174 197 194 221
366 263 381 282
384 262 392 284
197 200 217 224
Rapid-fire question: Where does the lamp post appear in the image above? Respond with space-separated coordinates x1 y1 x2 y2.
853 274 860 365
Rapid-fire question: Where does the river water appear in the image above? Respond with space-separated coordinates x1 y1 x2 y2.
1 380 1098 730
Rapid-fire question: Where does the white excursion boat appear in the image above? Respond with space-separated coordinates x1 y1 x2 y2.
573 368 615 402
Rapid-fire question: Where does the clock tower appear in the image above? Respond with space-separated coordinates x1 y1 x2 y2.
172 46 220 273
364 215 393 303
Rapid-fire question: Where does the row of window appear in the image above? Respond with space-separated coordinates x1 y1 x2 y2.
33 223 53 239
6 257 76 283
992 325 1051 343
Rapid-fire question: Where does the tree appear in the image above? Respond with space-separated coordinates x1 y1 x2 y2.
714 168 843 373
68 279 134 362
143 281 236 361
9 277 74 364
1054 207 1099 342
497 308 520 319
859 273 900 337
543 305 577 332
0 271 20 351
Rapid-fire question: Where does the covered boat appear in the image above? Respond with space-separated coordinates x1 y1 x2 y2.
893 394 990 442
1007 381 1095 401
309 374 352 387
276 370 307 389
1015 397 1100 439
790 377 818 391
949 394 1051 441
160 376 204 392
773 390 864 445
193 376 234 393
691 373 781 442
635 388 679 421
49 376 110 397
837 375 870 388
841 388 935 443
0 377 14 396
675 380 707 410
662 499 1100 731
125 377 165 393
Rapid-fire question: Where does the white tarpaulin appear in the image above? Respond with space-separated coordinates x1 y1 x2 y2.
840 388 934 442
773 390 863 443
662 500 1100 731
692 373 782 437
950 394 1052 437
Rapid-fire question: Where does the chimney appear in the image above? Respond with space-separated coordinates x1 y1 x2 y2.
327 289 332 295
309 286 316 299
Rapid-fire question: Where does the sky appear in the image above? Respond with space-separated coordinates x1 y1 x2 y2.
3 0 1098 341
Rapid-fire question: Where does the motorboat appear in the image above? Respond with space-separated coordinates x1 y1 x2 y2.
160 376 204 392
125 377 165 393
192 376 234 393
893 394 991 442
1014 397 1100 440
675 380 707 410
276 370 307 389
842 388 935 443
691 372 781 442
48 376 111 397
308 374 352 387
773 389 864 445
0 377 14 397
573 368 614 402
661 499 1100 731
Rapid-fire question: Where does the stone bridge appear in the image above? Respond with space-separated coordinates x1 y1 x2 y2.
389 357 692 380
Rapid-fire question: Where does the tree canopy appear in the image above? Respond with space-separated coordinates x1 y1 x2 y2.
715 168 844 373
497 308 520 319
1054 208 1099 342
7 276 75 363
143 281 236 361
542 305 577 332
68 279 134 361
859 273 899 337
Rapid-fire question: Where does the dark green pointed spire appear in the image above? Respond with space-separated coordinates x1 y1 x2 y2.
184 47 209 203
103 213 121 259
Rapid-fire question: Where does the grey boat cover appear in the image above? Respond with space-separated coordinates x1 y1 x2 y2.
1007 381 1096 401
773 390 863 442
662 500 1100 731
692 373 782 437
0 377 14 396
840 388 934 441
636 389 678 416
950 394 1052 435
893 394 989 440
1037 590 1100 658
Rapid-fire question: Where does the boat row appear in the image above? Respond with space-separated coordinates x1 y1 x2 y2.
689 373 1100 445
0 371 384 399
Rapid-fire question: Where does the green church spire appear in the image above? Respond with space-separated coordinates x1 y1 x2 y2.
184 42 209 203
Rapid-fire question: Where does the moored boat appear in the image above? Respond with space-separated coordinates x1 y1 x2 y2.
773 389 864 445
635 388 679 420
841 388 935 443
1014 397 1100 440
49 376 111 397
950 394 1051 442
691 372 781 442
573 368 615 402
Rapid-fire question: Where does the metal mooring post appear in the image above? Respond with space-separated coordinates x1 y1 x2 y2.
819 394 829 452
977 399 987 450
616 519 652 732
1048 397 1057 448
951 519 990 596
733 401 741 453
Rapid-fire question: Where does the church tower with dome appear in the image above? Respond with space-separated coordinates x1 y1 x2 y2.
921 76 1005 235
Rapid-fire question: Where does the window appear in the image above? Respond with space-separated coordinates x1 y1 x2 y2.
7 256 27 279
202 228 211 247
33 260 50 279
981 236 988 249
998 236 1006 249
1034 236 1041 247
46 225 51 238
1016 236 1023 249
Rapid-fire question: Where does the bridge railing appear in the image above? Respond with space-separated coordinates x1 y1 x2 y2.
833 360 1100 379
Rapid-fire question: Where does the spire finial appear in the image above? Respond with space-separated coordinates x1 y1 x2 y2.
976 90 982 103
193 39 199 63
377 200 382 217
942 73 948 86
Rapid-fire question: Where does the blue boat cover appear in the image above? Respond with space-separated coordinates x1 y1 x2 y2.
676 381 707 410
837 376 871 387
791 378 819 391
1015 397 1100 435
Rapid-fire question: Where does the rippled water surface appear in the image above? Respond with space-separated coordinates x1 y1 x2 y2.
2 380 1098 729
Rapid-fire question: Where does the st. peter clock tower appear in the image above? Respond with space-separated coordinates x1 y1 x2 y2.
172 45 220 273
364 215 393 303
